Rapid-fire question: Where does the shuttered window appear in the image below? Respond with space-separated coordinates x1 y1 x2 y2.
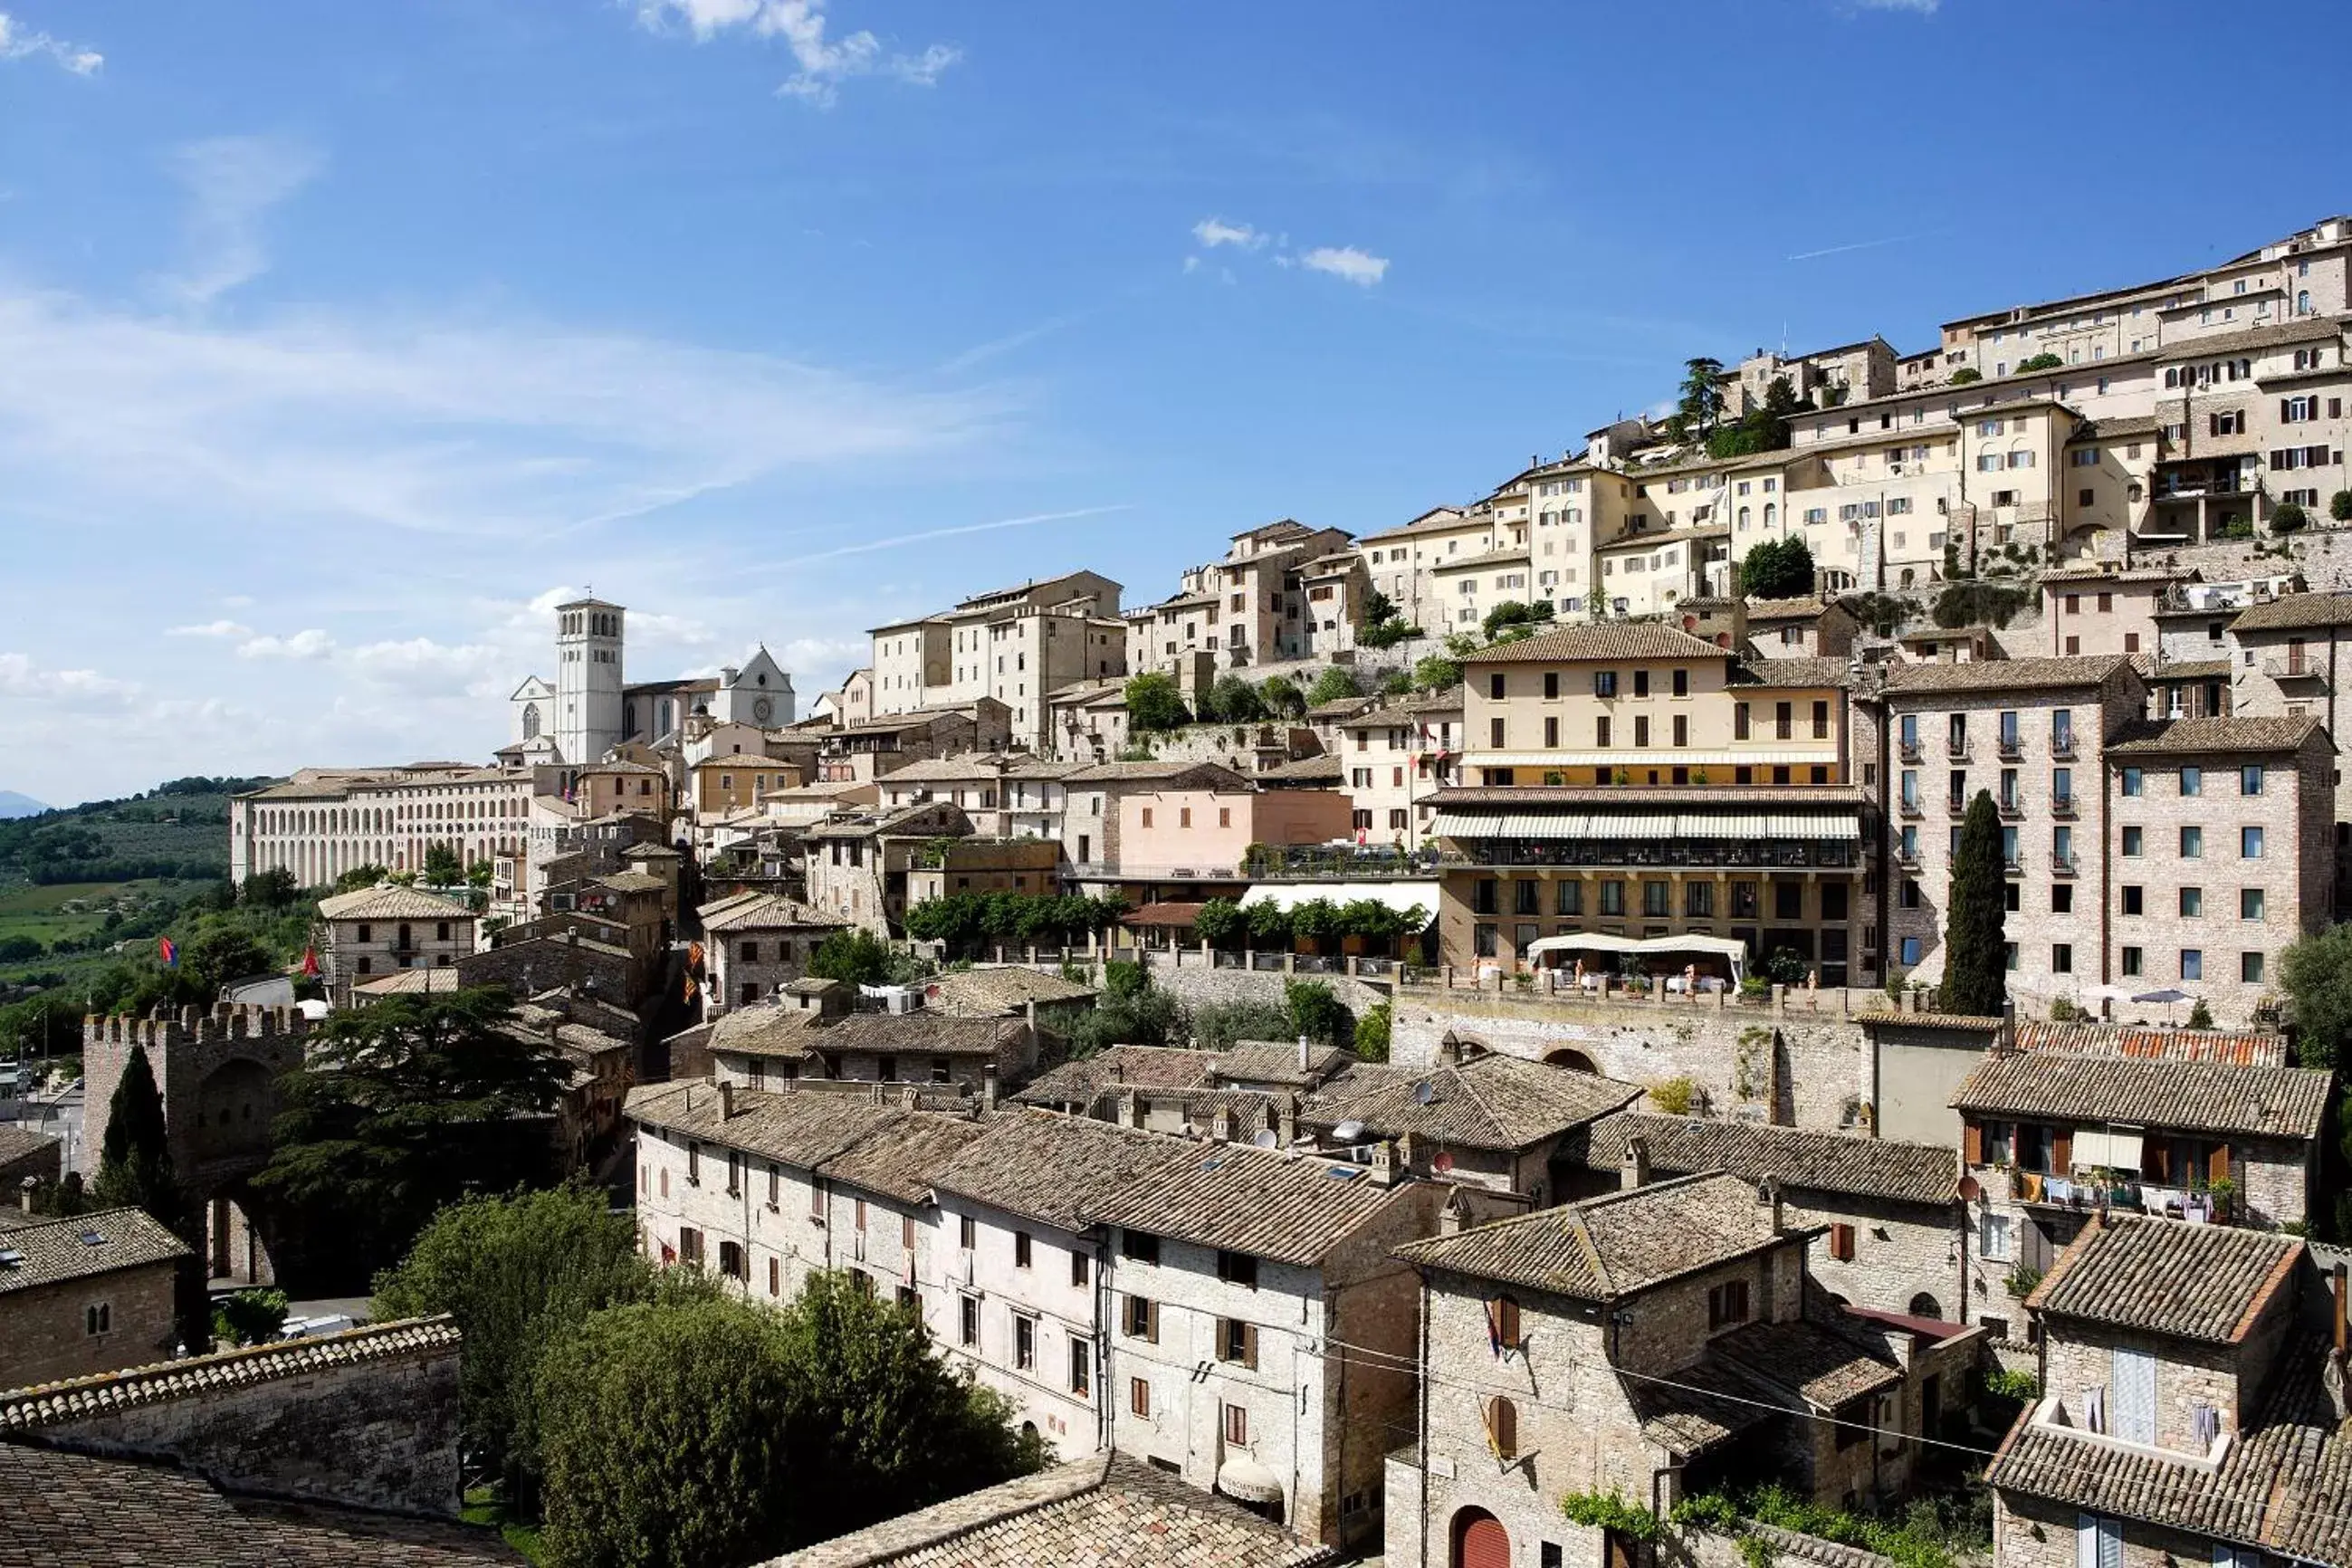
1830 1223 1857 1262
1484 1396 1518 1459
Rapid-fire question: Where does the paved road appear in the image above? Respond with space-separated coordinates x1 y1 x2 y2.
11 1084 87 1177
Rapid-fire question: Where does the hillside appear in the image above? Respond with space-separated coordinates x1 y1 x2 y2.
0 791 48 818
0 775 276 888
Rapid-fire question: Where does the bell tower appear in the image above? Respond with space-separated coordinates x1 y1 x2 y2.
554 597 625 764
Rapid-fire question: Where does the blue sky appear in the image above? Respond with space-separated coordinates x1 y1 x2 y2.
2 0 2346 805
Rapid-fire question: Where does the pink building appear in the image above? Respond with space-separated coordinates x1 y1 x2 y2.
1115 787 1354 879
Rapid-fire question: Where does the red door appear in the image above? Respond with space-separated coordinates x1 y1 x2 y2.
1454 1509 1510 1568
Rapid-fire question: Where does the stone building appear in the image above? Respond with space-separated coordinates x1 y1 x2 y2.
1568 1112 1966 1321
2038 565 2180 658
1741 595 1862 659
1986 1218 2345 1568
701 989 1038 1095
1333 687 1465 849
1952 1029 2331 1332
1387 1172 1974 1568
0 1124 62 1191
316 883 477 1007
803 799 972 934
232 763 541 889
1126 521 1358 674
0 1206 188 1387
696 890 847 1012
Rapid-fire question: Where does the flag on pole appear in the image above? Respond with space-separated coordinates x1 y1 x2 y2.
158 936 177 968
683 971 700 1002
300 947 320 978
687 942 704 969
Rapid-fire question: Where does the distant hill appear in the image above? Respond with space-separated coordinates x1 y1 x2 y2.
0 775 280 886
0 792 48 819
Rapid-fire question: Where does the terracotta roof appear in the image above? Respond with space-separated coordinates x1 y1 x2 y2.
1466 622 1733 665
1348 686 1466 729
2008 1019 2289 1066
814 1112 991 1206
2026 1214 2301 1343
1734 657 1851 690
2039 566 2185 586
0 1317 458 1426
1434 546 1532 572
922 966 1098 1018
353 969 464 997
1578 1113 1960 1206
1302 1056 1642 1153
929 1108 1179 1232
0 1207 189 1297
704 1007 1028 1061
0 1125 59 1167
1121 902 1206 928
1744 597 1837 622
1207 1040 1355 1090
697 891 842 932
1883 655 2136 696
2228 591 2352 633
1013 1046 1224 1105
757 1453 1334 1568
0 1442 521 1566
1950 1050 2332 1139
594 869 668 894
1061 760 1252 787
2149 658 2232 681
1305 697 1377 720
1853 1009 2006 1032
1630 1354 1776 1456
626 1081 905 1170
2105 714 2328 756
1711 1317 1903 1410
1395 1171 1787 1297
317 884 475 922
1257 755 1344 785
1089 1141 1420 1267
1987 1324 2352 1563
2155 313 2344 363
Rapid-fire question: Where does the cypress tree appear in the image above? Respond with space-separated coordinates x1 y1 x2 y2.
1943 789 2008 1017
91 1045 210 1353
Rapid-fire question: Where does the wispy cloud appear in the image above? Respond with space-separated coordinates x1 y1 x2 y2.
1191 216 1266 251
636 0 961 108
167 619 254 640
1299 245 1390 288
784 505 1133 566
0 10 101 74
234 628 337 661
1786 230 1938 262
0 652 139 703
162 135 328 306
1843 0 1938 13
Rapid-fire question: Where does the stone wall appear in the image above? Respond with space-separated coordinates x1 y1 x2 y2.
1390 988 1876 1133
0 1263 180 1391
11 1317 464 1518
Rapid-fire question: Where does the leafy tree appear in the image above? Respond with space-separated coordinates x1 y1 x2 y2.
1942 791 2007 1017
1412 653 1462 692
1841 591 1909 636
536 1296 801 1568
2271 502 2309 534
1933 581 2029 630
1285 979 1354 1047
1360 617 1420 649
1354 1000 1392 1062
1054 963 1186 1054
1739 536 1816 599
0 935 42 963
255 989 572 1286
242 866 301 907
333 863 390 893
807 928 895 987
181 925 272 996
212 1286 289 1347
1191 999 1292 1050
1949 367 1983 384
1245 899 1293 949
2281 925 2352 1068
1362 588 1400 628
1668 356 1726 441
1481 599 1556 643
2333 490 2352 523
1193 898 1247 950
1257 675 1306 719
1123 673 1190 734
91 1044 206 1351
772 1273 1043 1546
2015 352 2064 374
1380 670 1414 696
2185 999 2215 1031
374 1182 672 1502
1306 666 1362 705
1201 674 1269 723
421 843 465 884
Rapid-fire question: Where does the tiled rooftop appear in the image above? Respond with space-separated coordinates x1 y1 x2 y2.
1 1317 459 1425
0 1206 189 1298
1578 1113 1961 1206
1883 654 2135 696
2227 590 2352 634
625 1081 909 1171
2026 1213 2301 1344
1303 1055 1642 1153
1467 622 1734 665
1950 1050 2332 1139
1711 1316 1903 1410
756 1453 1334 1568
1394 1171 1784 1296
317 884 475 922
703 1006 1028 1061
697 891 842 932
2008 1019 2290 1066
928 1108 1178 1233
2105 714 2328 756
1733 657 1851 690
1090 1140 1419 1267
921 966 1098 1018
1012 1045 1226 1105
814 1112 992 1207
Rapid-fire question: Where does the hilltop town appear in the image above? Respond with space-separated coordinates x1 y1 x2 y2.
12 214 2352 1568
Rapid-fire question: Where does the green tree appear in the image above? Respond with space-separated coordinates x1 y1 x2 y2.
255 989 573 1287
1380 669 1414 696
1245 899 1293 949
1191 999 1292 1050
2016 352 2064 373
212 1286 289 1346
1193 898 1247 950
1739 536 1816 598
2332 490 2352 523
2186 999 2215 1030
1354 1000 1392 1062
91 1043 207 1352
1054 962 1186 1054
1202 674 1268 722
333 863 390 893
1481 599 1555 643
422 843 464 884
1257 675 1306 719
181 925 272 996
1412 653 1462 692
1668 356 1726 441
2283 924 2352 1069
1285 979 1355 1047
1949 367 1983 384
1123 673 1190 733
2271 502 2309 534
1362 588 1400 628
536 1296 800 1568
1306 665 1362 705
242 865 301 907
373 1183 668 1501
1942 791 2007 1017
808 928 895 987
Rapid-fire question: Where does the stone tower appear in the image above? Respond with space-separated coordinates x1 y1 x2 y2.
555 597 626 766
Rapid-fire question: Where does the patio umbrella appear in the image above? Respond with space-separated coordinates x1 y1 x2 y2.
2131 987 2194 1024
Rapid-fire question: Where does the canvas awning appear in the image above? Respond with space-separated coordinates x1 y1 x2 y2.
1523 932 1751 981
1241 881 1439 917
1429 809 1859 842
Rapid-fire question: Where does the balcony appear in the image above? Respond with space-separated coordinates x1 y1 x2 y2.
2011 1168 2233 1224
1946 796 1969 817
1895 844 1921 871
2003 855 2023 875
2051 851 2079 876
1996 736 2023 762
1946 739 1973 761
1898 797 1923 820
1439 837 1859 871
2051 795 2079 820
1898 740 1924 764
1998 795 2024 821
2266 655 2328 685
2051 734 2079 760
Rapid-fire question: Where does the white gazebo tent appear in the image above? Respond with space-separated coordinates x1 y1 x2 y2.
1522 932 1751 986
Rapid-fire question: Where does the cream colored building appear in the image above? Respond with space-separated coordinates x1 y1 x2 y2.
1429 547 1532 632
232 764 545 889
1126 520 1356 676
869 571 1124 751
1334 688 1465 848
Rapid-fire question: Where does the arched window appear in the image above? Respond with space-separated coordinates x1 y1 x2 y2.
521 703 540 740
1484 1395 1517 1459
1764 502 1777 529
1909 1292 1943 1320
1737 506 1751 530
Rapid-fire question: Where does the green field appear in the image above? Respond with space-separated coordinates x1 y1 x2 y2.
0 879 192 952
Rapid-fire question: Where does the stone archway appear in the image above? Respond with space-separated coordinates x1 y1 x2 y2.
1452 1507 1509 1568
1909 1293 1944 1320
1543 1047 1600 1074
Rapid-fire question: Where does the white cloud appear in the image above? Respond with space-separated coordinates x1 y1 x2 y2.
0 652 139 703
0 287 1004 541
1191 216 1267 252
1847 0 1938 11
636 0 960 108
1299 246 1390 288
345 636 505 697
162 135 328 306
235 628 337 661
0 11 101 73
168 619 254 639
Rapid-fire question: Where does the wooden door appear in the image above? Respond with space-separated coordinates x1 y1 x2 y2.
1453 1510 1510 1568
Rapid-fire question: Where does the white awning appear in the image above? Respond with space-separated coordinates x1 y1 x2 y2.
1523 932 1751 981
1216 1456 1286 1506
1429 809 1860 842
2072 1126 2147 1172
1241 881 1439 916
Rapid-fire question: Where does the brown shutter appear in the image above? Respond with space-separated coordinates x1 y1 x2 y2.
2146 1140 2172 1184
1497 1296 1520 1350
1964 1121 1984 1166
2052 1127 2072 1173
1831 1223 1856 1262
2210 1143 2232 1185
1244 1324 1258 1370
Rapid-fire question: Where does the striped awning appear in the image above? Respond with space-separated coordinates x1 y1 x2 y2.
1429 809 1860 842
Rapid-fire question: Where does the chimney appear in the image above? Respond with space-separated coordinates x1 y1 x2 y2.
18 1175 35 1215
1278 1094 1299 1147
1119 1088 1143 1128
1437 1031 1463 1069
1211 1105 1235 1143
982 1063 999 1114
718 1080 736 1120
1439 1193 1466 1236
1369 1137 1401 1187
1760 1176 1784 1233
1621 1135 1651 1191
1297 1032 1312 1074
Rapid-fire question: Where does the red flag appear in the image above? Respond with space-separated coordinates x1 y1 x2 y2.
300 948 320 978
158 936 177 968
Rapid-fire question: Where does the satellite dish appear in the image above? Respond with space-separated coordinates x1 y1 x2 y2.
1331 1120 1369 1144
1252 1130 1279 1149
1412 1080 1437 1105
1432 1151 1455 1173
